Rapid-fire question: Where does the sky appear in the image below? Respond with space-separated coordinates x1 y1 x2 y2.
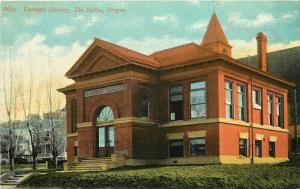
1 0 300 121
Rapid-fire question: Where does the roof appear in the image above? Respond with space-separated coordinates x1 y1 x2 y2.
94 38 160 67
201 13 230 46
65 38 160 78
62 13 294 89
150 43 218 66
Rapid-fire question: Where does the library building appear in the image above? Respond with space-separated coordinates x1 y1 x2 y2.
59 13 294 165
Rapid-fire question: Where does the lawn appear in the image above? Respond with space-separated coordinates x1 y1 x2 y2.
19 164 300 189
0 163 47 174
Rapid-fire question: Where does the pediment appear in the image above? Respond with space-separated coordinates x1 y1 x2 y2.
67 43 126 77
86 55 121 72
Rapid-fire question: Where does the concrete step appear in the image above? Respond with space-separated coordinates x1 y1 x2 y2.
14 175 26 177
15 174 28 176
71 166 102 169
71 165 102 168
6 178 19 181
76 162 104 165
1 182 18 185
70 167 101 170
2 180 18 184
80 158 111 162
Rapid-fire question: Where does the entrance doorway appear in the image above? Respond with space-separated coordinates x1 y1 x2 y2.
97 126 115 157
95 106 115 157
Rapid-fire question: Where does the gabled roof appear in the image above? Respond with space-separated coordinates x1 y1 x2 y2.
65 38 160 78
150 43 218 66
201 13 230 46
94 38 160 67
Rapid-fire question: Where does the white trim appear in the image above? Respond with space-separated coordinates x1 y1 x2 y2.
166 132 184 140
187 130 206 138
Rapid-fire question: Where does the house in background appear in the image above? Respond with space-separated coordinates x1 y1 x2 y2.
59 13 294 166
239 47 300 153
0 110 67 163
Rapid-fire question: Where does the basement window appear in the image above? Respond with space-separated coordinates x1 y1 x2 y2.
255 140 262 157
269 142 275 157
239 138 248 157
190 138 206 156
170 86 183 121
169 140 184 158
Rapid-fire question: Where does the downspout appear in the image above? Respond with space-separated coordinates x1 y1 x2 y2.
250 74 254 164
294 89 298 153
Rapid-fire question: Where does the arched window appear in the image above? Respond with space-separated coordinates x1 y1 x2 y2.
223 49 228 55
141 96 149 117
97 106 114 122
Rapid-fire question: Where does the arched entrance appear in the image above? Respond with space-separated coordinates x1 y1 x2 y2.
95 106 115 157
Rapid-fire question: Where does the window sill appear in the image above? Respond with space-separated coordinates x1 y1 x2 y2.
253 104 262 110
163 118 208 127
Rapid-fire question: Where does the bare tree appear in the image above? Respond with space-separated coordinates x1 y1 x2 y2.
20 62 41 170
46 55 58 169
2 49 18 171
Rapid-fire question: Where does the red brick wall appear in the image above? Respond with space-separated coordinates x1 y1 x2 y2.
220 68 288 129
63 61 290 163
77 127 94 158
115 123 133 158
163 124 219 157
219 123 288 158
67 137 76 163
83 79 132 122
132 124 167 159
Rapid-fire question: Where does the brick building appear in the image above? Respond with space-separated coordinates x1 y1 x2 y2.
239 46 300 153
59 13 294 165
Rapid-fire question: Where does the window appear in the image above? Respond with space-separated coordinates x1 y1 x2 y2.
269 142 275 157
97 106 114 122
190 138 206 156
239 138 248 156
277 96 283 128
169 140 183 158
170 86 183 121
190 81 206 118
268 94 274 126
255 140 262 157
225 81 234 119
71 100 77 133
252 88 262 109
98 127 105 147
237 84 247 121
141 96 149 117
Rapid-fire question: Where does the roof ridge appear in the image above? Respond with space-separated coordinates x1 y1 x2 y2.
95 38 150 57
150 43 195 55
192 42 220 55
95 38 160 66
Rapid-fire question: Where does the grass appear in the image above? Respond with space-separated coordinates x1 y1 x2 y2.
0 163 47 174
19 164 300 189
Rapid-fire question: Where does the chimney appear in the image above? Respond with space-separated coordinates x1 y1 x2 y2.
256 32 268 71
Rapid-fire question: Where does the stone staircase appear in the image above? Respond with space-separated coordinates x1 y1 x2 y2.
68 154 126 172
0 172 32 188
